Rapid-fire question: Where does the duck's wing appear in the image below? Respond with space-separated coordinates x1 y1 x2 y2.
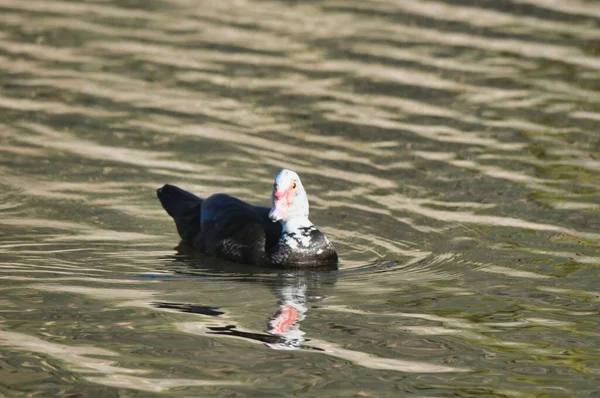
197 193 282 262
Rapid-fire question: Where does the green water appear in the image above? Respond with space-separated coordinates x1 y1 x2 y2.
0 0 599 396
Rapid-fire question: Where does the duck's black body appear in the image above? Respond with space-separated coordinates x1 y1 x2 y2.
157 184 338 268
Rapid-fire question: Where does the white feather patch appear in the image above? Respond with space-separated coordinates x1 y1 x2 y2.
281 225 316 249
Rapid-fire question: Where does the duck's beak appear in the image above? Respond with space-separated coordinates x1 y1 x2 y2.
269 188 291 222
268 206 281 222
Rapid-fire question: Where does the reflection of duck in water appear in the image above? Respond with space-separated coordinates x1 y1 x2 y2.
155 253 336 351
156 169 337 268
265 273 309 350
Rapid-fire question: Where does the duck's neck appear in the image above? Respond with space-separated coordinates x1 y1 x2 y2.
281 216 313 234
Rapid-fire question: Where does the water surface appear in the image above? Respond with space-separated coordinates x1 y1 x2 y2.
1 0 599 396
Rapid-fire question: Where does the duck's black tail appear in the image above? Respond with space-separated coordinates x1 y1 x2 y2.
157 184 203 245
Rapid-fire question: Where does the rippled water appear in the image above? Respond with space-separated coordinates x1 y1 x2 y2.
1 0 599 396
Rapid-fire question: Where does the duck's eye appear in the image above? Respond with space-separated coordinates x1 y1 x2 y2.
292 182 297 189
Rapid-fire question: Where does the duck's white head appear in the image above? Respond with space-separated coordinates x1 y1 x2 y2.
268 169 309 224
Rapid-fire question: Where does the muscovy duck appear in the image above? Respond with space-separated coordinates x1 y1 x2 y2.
157 169 338 268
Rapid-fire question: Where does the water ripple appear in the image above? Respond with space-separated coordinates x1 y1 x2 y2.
0 0 599 395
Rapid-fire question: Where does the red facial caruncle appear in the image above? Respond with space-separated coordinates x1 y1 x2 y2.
268 180 297 222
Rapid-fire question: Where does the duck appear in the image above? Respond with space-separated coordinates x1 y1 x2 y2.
157 169 338 268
